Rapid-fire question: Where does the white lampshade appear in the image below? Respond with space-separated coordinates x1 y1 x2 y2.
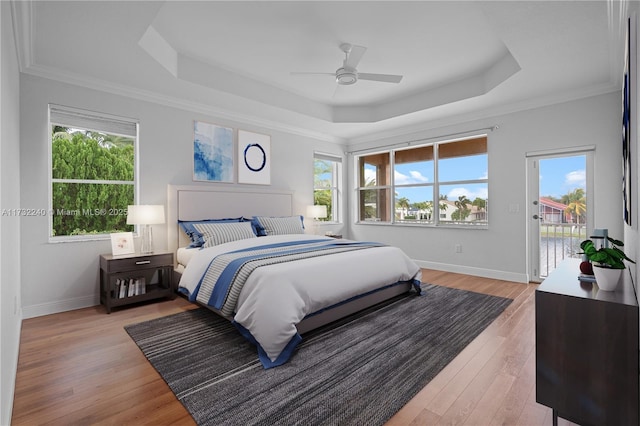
307 205 327 219
127 205 165 225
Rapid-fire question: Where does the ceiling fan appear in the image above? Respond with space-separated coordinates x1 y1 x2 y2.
291 43 403 86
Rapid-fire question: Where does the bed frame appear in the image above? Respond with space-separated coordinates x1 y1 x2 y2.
166 184 412 334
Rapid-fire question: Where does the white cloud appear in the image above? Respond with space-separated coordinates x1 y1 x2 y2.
447 187 488 200
395 170 429 185
565 170 586 189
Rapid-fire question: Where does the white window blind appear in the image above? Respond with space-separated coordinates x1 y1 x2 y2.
49 104 138 137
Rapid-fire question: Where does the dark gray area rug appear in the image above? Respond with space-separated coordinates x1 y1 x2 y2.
125 284 512 426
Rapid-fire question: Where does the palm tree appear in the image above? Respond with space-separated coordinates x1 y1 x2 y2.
439 194 449 212
562 188 586 224
396 197 410 220
452 195 471 221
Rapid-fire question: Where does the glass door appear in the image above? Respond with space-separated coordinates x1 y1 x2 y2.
527 150 593 282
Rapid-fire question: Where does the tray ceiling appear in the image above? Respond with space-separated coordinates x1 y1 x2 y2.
13 1 626 142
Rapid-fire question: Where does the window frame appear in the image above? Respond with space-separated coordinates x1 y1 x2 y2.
48 104 139 242
313 152 342 224
355 135 488 228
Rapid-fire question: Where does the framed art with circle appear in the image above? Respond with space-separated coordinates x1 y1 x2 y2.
238 130 271 185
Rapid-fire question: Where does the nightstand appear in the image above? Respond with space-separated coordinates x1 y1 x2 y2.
99 252 175 313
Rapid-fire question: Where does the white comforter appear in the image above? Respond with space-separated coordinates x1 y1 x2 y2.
178 234 421 367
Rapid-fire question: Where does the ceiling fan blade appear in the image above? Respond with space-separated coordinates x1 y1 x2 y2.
290 72 335 77
344 44 366 69
358 73 403 83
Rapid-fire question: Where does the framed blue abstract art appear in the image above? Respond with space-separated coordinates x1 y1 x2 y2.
193 121 234 183
238 130 271 185
623 16 635 227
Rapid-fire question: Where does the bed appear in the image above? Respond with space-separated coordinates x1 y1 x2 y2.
167 185 422 368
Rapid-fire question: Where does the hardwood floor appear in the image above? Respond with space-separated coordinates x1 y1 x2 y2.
12 270 572 425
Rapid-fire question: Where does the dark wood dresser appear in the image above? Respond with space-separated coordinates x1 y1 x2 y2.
536 258 639 426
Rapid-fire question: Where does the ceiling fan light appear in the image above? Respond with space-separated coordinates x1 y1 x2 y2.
336 67 357 85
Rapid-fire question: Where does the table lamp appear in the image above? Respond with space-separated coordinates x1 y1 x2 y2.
127 205 165 254
306 205 327 235
307 205 327 220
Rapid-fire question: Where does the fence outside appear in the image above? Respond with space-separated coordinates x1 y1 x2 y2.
539 223 587 278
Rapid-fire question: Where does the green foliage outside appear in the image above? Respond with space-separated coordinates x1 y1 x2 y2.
451 195 471 221
313 159 333 221
362 177 379 219
51 127 134 236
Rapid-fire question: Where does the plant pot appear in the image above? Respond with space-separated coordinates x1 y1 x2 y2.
592 265 623 291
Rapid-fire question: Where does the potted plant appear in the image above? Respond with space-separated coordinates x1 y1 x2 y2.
579 236 635 291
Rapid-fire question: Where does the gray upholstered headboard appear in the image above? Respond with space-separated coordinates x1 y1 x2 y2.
167 184 294 256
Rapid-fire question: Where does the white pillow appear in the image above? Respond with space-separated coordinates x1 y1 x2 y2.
193 222 256 248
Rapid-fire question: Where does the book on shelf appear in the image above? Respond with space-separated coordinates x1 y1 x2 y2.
118 278 127 298
135 277 146 295
113 276 149 299
128 278 136 297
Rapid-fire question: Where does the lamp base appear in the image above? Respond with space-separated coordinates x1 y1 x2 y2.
140 225 154 254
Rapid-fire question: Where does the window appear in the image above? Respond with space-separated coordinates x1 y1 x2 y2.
49 105 138 239
395 145 434 223
358 152 391 222
313 152 342 222
356 135 488 227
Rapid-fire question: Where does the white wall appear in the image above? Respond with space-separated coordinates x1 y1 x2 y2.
19 73 346 318
348 92 621 282
19 74 623 299
1 1 22 423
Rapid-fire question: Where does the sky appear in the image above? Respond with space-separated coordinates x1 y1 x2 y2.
538 155 586 199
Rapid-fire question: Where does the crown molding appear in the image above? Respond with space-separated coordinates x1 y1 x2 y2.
10 0 33 72
346 81 619 146
21 63 346 144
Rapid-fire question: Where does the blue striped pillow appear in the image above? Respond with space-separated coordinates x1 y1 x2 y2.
179 217 244 248
193 222 257 248
251 216 305 236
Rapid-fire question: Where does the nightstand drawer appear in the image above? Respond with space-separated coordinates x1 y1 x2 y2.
101 253 173 273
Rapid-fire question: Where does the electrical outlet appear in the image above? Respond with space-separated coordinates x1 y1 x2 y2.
455 244 462 253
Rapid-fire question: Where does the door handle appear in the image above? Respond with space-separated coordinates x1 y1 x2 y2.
532 214 542 220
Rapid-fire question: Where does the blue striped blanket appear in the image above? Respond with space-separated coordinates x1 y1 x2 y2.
193 239 387 315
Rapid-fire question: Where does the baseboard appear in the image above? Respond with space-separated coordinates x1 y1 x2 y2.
414 260 529 284
22 295 99 319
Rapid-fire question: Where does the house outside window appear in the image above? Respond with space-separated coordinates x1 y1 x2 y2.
49 105 138 240
356 135 488 227
313 152 342 222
